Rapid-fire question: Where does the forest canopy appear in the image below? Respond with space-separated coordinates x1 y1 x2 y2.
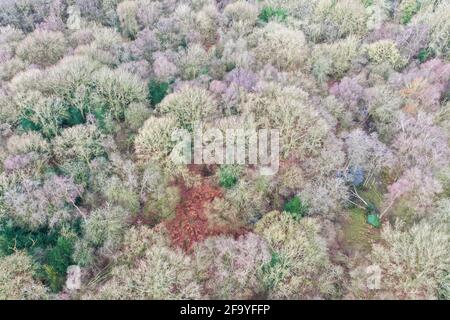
0 0 449 300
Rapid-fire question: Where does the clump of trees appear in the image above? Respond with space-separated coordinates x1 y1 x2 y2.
83 226 202 299
194 233 270 299
0 251 48 300
350 221 449 299
255 211 343 299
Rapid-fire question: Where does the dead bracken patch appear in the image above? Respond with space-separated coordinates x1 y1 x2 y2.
165 180 223 252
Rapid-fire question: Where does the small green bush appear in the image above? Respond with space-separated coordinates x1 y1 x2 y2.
365 202 381 228
258 7 288 23
0 218 59 257
367 213 381 228
283 196 308 220
42 235 75 291
417 47 434 63
64 106 85 127
219 166 241 189
19 114 41 133
46 236 75 276
148 80 170 107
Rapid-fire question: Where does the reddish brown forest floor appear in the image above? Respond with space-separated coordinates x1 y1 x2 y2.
165 181 222 252
165 165 247 252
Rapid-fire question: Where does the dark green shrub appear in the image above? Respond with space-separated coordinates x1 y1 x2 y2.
0 218 59 257
258 7 288 23
225 63 236 72
148 80 169 107
46 236 75 275
283 196 308 220
64 106 85 127
219 166 241 189
19 116 41 133
365 202 381 228
367 213 381 228
417 47 435 63
40 235 75 292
